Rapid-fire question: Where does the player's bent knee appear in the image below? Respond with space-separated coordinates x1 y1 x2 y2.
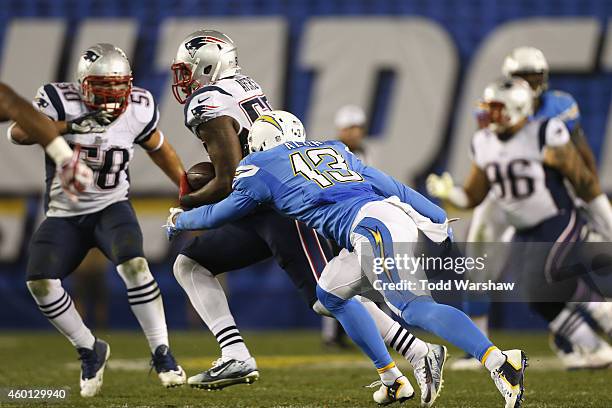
316 284 348 314
117 257 153 287
312 299 333 317
26 278 59 298
173 254 212 282
118 257 149 277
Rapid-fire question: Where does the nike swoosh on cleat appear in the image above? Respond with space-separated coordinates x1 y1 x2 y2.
208 361 232 378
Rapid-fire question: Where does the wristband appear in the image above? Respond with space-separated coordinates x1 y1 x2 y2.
45 137 73 165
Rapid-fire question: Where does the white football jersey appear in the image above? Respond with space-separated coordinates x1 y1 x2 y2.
471 117 574 230
183 74 271 155
34 82 159 217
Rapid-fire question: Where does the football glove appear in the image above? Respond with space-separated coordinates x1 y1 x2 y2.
426 172 454 200
67 110 112 134
59 145 94 202
179 172 192 200
164 207 184 241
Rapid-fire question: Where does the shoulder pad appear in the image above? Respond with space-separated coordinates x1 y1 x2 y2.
184 85 236 134
35 82 84 121
542 117 570 148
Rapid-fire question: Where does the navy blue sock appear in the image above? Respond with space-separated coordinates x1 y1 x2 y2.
316 285 393 369
402 296 493 360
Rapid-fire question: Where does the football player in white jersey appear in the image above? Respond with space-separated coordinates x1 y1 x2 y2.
428 77 612 369
430 47 612 370
169 30 448 406
9 43 187 396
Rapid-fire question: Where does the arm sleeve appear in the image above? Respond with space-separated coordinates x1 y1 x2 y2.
176 190 259 230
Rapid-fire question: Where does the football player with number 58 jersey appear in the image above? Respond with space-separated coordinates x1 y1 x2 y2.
9 43 187 397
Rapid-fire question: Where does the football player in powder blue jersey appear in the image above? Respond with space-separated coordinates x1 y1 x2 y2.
166 111 527 408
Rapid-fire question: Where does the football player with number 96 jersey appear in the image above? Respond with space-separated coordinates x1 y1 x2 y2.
10 43 187 397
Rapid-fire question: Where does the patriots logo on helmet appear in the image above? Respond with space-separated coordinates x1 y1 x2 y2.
34 97 49 109
83 50 100 63
185 36 228 58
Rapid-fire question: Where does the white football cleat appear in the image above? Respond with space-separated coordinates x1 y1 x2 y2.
188 357 259 390
413 344 447 407
77 339 110 398
372 375 415 405
490 349 527 408
550 335 612 370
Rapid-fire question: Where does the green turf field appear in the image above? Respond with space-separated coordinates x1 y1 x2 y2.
0 330 610 407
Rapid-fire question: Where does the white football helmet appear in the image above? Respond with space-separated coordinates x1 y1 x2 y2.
502 46 549 97
76 43 132 116
248 111 306 153
171 29 240 104
482 77 534 134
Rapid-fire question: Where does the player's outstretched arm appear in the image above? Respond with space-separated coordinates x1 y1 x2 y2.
180 116 242 208
426 163 489 210
141 129 185 186
1 82 93 200
176 191 258 231
0 82 59 146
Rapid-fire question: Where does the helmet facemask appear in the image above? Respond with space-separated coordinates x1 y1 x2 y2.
482 101 512 134
170 61 203 104
81 75 132 116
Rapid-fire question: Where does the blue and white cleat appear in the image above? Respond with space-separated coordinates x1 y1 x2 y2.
151 345 186 387
188 357 259 390
490 349 528 408
372 375 415 405
77 338 110 397
414 344 448 407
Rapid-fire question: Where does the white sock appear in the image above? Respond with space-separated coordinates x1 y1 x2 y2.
360 298 428 366
482 346 505 372
378 362 403 386
27 279 95 349
550 306 602 353
173 255 251 362
117 257 168 353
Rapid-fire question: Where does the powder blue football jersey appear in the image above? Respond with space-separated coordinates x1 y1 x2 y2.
177 140 446 249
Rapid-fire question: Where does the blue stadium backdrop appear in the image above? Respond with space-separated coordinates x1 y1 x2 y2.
0 0 611 330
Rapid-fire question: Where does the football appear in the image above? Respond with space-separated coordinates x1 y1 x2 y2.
186 161 215 190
